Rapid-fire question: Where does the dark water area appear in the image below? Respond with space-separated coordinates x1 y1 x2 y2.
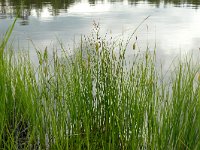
0 0 200 68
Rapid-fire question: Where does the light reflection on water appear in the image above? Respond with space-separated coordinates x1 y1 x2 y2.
0 0 200 68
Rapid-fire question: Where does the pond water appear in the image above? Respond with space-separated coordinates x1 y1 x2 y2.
0 0 200 65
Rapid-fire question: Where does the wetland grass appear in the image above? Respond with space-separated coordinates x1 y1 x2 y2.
0 23 200 149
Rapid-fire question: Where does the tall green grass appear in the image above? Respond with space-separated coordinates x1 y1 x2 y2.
0 22 200 149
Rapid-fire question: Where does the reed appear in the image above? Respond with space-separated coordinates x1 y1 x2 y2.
0 22 200 149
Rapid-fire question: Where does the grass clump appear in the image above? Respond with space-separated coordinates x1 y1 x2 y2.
0 23 200 149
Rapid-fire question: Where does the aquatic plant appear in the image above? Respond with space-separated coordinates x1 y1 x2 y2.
0 21 200 149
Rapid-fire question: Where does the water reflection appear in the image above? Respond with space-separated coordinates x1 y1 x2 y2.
0 0 199 19
0 0 199 26
0 0 77 25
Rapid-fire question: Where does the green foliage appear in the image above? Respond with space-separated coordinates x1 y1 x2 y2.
0 24 200 150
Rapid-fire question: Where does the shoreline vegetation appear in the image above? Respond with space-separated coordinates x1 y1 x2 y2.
1 21 200 149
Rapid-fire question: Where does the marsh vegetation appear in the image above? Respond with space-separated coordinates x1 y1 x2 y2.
0 21 200 149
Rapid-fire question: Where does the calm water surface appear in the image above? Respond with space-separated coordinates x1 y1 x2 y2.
0 0 200 64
